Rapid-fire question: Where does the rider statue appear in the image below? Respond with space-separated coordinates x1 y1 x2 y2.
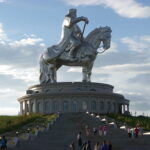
59 8 89 61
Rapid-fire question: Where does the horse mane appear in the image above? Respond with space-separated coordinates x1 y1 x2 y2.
85 28 100 41
85 26 112 42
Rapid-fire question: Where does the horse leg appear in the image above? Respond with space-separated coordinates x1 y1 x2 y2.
87 63 93 82
47 64 56 83
82 65 88 82
82 62 93 82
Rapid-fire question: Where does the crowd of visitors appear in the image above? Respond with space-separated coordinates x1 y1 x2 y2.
127 126 143 139
69 131 112 150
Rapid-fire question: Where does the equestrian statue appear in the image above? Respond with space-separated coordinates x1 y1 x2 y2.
39 8 112 84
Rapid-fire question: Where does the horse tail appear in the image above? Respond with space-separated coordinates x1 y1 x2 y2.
39 55 48 84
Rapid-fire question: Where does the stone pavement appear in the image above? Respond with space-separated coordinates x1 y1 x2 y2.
8 113 150 150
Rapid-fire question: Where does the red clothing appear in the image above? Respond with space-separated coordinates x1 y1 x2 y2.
134 128 139 134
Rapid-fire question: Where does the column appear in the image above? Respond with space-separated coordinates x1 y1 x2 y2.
24 101 28 114
42 99 44 114
127 104 129 112
34 99 37 113
28 100 31 114
123 104 125 114
20 101 23 115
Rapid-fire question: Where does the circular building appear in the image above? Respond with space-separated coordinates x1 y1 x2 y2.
18 82 129 115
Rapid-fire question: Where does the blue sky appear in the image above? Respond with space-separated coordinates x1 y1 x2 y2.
0 0 150 115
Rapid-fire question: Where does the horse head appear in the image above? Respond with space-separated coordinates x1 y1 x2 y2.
99 26 112 50
85 26 112 52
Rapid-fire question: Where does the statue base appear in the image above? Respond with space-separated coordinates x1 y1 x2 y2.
18 82 129 114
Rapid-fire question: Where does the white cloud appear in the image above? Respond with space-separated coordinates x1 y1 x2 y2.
0 0 6 3
9 38 43 47
0 107 19 115
121 36 150 53
0 23 8 41
0 22 46 67
0 64 39 83
63 0 150 18
68 63 150 74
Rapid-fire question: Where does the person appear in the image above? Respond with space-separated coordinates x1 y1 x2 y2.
0 136 7 149
0 137 2 147
101 140 108 150
93 127 97 135
77 132 82 149
85 125 90 136
99 125 103 136
131 129 134 139
103 125 107 136
94 142 100 150
108 141 112 150
134 127 139 138
86 140 92 150
139 126 143 136
60 8 89 60
81 141 87 150
127 128 132 138
69 142 75 150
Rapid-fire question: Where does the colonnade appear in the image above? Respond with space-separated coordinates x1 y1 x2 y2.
19 99 129 115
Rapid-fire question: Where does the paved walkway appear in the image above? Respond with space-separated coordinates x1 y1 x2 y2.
8 113 150 150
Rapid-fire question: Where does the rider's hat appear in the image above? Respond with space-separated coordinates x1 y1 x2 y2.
68 8 76 14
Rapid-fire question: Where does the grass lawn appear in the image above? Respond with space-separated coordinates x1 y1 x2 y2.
0 113 57 134
108 114 150 131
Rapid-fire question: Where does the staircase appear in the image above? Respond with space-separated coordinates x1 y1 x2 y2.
8 113 150 150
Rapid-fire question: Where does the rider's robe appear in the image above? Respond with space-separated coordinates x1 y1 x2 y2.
43 16 81 61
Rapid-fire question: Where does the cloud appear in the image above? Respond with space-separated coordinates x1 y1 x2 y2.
0 22 46 67
0 88 22 115
0 107 19 115
0 23 44 115
128 73 150 86
9 38 43 47
0 64 39 84
63 0 150 18
0 0 6 3
0 23 8 41
121 36 150 53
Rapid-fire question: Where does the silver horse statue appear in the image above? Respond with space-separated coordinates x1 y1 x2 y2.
39 26 112 84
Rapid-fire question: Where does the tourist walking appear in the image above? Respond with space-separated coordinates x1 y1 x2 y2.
77 132 82 149
93 127 97 135
103 125 107 136
134 127 139 138
85 125 90 136
127 128 132 138
139 126 143 136
0 136 7 149
69 142 75 150
86 140 92 150
131 129 134 139
99 126 103 136
108 141 112 150
101 140 108 150
94 142 100 150
80 141 87 150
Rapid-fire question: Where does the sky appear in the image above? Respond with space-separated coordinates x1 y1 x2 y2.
0 0 150 116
